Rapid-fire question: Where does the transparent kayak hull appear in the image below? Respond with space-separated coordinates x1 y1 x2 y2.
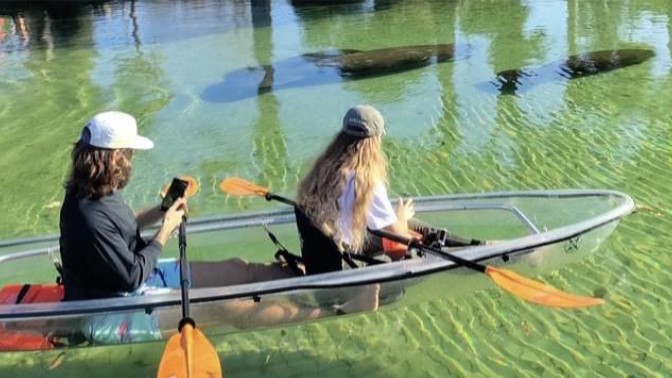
0 190 634 351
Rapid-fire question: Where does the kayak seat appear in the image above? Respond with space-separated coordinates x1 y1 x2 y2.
262 206 407 309
293 206 345 275
0 283 65 350
264 206 390 275
0 283 64 305
293 206 386 275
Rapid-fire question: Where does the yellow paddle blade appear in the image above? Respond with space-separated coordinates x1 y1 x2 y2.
219 177 269 197
160 176 200 198
485 266 604 308
157 324 222 378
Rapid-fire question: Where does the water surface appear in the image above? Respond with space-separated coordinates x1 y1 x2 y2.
1 0 671 376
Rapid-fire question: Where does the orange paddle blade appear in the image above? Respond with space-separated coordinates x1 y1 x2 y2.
219 177 269 197
157 324 222 378
160 176 200 198
485 266 604 308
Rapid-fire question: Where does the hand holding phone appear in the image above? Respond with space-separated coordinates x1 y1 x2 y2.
160 178 189 211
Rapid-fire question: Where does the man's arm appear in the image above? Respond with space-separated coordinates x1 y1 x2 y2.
135 204 163 230
91 212 162 292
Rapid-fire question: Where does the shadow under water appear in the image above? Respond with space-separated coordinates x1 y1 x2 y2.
486 48 655 96
202 44 456 103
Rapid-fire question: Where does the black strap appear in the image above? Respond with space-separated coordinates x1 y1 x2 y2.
263 223 288 251
153 267 169 287
274 249 305 276
53 261 64 275
15 284 32 304
263 224 305 276
48 248 64 284
341 251 358 269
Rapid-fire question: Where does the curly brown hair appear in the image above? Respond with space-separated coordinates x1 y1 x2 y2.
64 141 134 199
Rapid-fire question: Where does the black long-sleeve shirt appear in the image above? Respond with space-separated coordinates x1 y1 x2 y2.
59 191 162 300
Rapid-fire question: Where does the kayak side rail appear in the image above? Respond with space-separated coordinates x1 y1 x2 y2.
0 213 298 264
0 207 294 249
0 246 60 264
0 189 629 249
416 204 541 234
0 203 538 264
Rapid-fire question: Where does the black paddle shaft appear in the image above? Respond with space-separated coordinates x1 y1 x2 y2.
178 217 191 322
265 193 296 206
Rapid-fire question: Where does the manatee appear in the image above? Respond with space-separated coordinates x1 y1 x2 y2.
338 44 455 77
491 48 655 95
202 44 456 103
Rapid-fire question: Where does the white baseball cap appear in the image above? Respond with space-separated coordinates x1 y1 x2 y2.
80 111 154 150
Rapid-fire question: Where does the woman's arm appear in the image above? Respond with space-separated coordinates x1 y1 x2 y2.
384 198 414 237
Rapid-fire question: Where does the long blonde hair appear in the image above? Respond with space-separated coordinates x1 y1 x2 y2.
298 131 387 252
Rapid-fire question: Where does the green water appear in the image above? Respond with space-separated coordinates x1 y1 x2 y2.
1 0 671 376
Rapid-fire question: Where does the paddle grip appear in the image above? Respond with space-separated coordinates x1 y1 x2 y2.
266 193 296 206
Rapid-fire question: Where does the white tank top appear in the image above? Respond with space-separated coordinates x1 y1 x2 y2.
337 172 397 245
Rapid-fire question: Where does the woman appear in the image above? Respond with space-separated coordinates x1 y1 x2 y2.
298 105 487 259
297 104 415 258
291 105 413 313
295 105 490 312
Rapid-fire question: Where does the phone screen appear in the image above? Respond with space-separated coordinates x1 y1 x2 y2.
160 178 189 211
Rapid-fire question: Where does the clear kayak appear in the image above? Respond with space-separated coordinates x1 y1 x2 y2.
0 190 634 351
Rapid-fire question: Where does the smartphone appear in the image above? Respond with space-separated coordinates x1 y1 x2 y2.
160 177 189 211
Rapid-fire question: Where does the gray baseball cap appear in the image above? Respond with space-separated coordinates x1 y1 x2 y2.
341 105 385 138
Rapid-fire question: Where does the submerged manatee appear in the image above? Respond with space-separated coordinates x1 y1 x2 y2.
492 48 655 95
337 44 456 77
202 44 456 103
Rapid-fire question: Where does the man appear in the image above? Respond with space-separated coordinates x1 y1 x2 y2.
59 111 186 301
